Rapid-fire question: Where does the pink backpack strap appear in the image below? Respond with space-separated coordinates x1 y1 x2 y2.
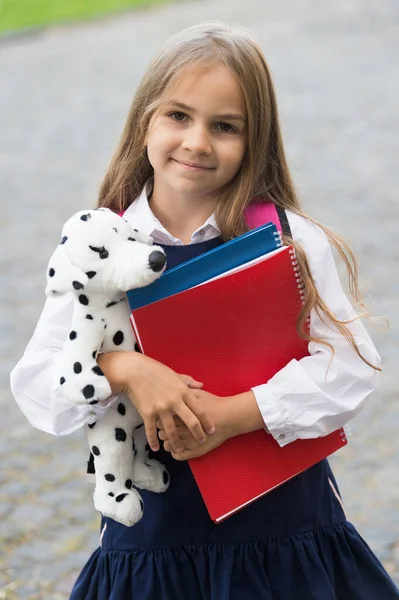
244 200 282 233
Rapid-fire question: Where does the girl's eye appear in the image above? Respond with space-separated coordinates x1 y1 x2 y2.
168 111 188 122
215 122 238 133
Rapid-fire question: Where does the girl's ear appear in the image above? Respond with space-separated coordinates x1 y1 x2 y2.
45 244 89 297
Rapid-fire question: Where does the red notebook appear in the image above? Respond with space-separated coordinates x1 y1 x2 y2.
130 246 347 522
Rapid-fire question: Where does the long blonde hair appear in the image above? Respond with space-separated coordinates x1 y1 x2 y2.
98 21 379 371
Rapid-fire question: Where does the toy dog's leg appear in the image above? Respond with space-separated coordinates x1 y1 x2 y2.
132 423 170 493
86 398 145 527
58 308 112 406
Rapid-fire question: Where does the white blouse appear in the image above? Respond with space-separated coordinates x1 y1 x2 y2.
10 187 381 447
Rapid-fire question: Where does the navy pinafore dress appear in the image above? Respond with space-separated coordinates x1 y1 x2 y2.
70 237 399 600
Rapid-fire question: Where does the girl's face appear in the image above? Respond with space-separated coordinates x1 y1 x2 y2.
146 63 247 201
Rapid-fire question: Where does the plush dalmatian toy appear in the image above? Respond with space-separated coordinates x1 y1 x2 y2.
45 207 170 526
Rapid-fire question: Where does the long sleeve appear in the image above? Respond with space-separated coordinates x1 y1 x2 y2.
251 211 381 447
10 293 117 436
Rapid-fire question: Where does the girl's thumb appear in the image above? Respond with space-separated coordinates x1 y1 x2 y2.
180 374 203 388
190 380 204 388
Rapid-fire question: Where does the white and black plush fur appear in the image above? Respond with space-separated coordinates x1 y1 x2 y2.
45 208 170 526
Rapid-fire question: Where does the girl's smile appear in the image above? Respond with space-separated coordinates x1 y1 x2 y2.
171 158 216 171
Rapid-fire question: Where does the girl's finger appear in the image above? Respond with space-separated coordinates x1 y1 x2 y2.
160 413 184 453
185 393 215 435
158 426 189 442
164 440 192 454
144 417 159 452
179 374 203 389
157 415 184 431
188 381 204 389
158 429 168 441
175 403 206 444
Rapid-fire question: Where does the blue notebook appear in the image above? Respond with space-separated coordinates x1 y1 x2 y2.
128 222 281 310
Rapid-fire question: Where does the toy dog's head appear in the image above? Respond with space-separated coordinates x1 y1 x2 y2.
45 208 166 299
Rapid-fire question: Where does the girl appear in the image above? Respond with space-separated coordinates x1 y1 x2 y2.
10 21 398 600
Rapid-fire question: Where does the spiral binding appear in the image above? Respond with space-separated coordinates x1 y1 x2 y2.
288 247 311 330
288 248 305 304
273 230 283 247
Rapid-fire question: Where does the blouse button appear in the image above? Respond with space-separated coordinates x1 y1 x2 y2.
279 434 285 440
199 229 205 235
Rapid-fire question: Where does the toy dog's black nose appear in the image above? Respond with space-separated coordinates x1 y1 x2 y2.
148 250 166 272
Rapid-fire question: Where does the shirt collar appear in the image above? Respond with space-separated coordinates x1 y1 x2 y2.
123 182 221 245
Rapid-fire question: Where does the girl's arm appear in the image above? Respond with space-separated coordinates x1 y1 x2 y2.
10 294 118 436
250 211 381 447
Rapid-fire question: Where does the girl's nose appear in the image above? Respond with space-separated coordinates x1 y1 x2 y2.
181 125 212 154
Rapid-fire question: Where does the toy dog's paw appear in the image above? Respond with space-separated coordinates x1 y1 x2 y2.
93 486 144 527
133 458 170 493
59 367 112 406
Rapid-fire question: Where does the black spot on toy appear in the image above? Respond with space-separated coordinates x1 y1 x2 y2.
83 384 95 399
115 428 127 442
92 365 104 376
89 245 109 259
113 331 124 346
116 493 128 503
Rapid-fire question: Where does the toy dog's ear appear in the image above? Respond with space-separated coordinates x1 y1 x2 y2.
45 244 89 297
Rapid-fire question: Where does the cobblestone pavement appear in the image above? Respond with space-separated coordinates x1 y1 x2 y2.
1 0 399 597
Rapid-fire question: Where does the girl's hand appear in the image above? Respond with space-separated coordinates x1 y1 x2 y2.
158 390 235 460
124 353 215 454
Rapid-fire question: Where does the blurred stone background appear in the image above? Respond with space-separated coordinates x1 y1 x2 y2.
1 0 398 597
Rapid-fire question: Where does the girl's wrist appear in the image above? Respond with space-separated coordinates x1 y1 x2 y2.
97 351 143 395
225 391 267 438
